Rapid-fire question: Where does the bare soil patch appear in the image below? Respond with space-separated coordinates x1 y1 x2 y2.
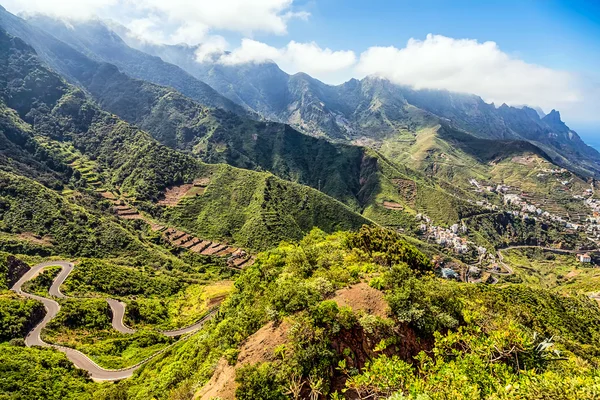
119 213 143 220
202 244 229 255
383 201 403 210
158 183 193 206
99 191 117 200
332 282 388 318
196 321 290 400
17 233 54 247
196 358 236 400
511 155 536 165
565 270 580 279
158 178 210 206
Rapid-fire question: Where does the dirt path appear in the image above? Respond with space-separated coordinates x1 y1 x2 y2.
11 261 217 381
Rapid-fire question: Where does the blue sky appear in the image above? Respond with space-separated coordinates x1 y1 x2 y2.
5 0 600 139
279 0 600 139
281 0 600 77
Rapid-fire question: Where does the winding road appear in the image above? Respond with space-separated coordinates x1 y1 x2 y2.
11 261 217 381
106 299 136 334
106 298 215 337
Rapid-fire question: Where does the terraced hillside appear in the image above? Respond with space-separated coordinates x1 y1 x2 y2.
0 28 372 256
0 13 507 227
0 171 153 258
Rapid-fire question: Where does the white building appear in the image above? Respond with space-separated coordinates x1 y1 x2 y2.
578 253 592 263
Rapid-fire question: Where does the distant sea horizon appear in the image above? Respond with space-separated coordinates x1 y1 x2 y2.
585 139 600 152
573 126 600 152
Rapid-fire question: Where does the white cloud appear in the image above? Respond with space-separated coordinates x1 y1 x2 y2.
3 0 119 19
218 39 281 65
356 34 582 115
194 36 230 62
3 0 307 44
218 39 357 83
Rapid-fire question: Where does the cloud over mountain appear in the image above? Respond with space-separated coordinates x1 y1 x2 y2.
4 0 308 43
4 1 597 123
217 39 357 83
356 34 581 114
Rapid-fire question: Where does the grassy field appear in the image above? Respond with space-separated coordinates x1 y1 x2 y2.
124 281 234 330
500 248 600 293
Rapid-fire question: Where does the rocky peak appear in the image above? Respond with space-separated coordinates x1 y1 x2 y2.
544 109 561 122
542 109 569 133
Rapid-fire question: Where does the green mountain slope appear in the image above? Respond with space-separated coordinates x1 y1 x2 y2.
0 8 246 115
97 24 600 178
0 102 67 189
95 228 600 399
0 14 489 228
153 164 371 251
0 28 369 252
5 14 592 252
0 170 151 258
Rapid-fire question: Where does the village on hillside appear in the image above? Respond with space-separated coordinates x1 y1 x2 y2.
414 170 600 285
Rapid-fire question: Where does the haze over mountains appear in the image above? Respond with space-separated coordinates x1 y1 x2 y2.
13 12 600 181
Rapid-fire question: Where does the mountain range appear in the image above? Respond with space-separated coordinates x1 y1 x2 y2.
15 12 600 180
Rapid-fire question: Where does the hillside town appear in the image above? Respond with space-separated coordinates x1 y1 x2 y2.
467 177 600 244
415 213 486 257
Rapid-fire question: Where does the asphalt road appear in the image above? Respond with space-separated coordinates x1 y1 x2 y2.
11 261 140 380
107 298 218 337
161 316 216 337
11 260 216 381
106 299 136 334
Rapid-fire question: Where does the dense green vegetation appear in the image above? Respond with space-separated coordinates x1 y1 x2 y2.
1 29 201 201
465 211 588 250
499 248 600 293
21 265 60 296
0 171 151 258
0 251 29 290
69 226 598 399
63 259 182 297
158 166 370 251
2 225 600 398
0 344 93 400
0 292 43 342
61 259 231 330
125 281 233 330
0 102 68 189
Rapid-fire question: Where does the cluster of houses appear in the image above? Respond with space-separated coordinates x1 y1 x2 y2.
582 198 600 242
585 197 600 218
468 179 581 227
502 193 555 221
439 177 600 269
415 214 483 255
535 168 569 179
